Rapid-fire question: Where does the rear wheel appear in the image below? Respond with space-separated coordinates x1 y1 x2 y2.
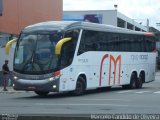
123 73 142 89
73 77 86 96
122 85 130 89
136 74 143 89
129 73 137 89
35 91 49 96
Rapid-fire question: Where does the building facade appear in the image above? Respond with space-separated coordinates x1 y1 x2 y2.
0 0 63 86
64 10 147 32
0 0 62 34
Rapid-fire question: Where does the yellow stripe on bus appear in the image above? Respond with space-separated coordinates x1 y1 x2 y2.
55 37 71 55
5 38 17 55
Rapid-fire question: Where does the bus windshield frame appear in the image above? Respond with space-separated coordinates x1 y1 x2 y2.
14 32 63 74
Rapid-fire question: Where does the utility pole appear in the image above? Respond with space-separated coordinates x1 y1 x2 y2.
114 4 118 10
147 19 149 32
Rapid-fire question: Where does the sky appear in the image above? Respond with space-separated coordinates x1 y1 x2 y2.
63 0 160 30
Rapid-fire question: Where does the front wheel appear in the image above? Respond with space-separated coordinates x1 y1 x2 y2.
73 77 86 96
35 91 49 96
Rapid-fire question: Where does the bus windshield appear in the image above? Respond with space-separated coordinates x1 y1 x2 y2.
14 32 63 74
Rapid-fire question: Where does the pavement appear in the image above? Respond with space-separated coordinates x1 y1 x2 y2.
0 71 160 94
0 87 28 93
1 71 160 115
156 70 160 76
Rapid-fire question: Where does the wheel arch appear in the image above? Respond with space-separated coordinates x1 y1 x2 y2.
130 70 138 80
76 73 87 89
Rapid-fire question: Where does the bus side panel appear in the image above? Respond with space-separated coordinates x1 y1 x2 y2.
74 52 99 89
58 55 91 92
125 52 156 83
74 52 124 89
119 64 129 85
58 67 72 92
88 52 109 88
59 52 156 91
146 53 156 82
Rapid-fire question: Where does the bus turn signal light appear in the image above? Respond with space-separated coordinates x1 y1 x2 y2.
53 71 62 79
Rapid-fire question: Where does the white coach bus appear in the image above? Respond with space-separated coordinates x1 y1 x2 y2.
6 21 157 96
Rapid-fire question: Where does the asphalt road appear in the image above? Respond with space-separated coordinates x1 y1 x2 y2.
0 74 160 115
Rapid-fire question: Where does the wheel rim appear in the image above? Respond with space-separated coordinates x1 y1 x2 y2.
131 74 136 89
76 82 83 94
138 75 143 88
132 80 136 88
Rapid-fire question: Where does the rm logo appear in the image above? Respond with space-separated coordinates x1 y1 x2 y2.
99 54 121 86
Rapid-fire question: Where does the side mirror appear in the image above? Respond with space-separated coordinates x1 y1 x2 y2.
55 37 72 56
5 38 17 55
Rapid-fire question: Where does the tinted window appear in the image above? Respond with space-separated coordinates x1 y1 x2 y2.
145 36 156 52
0 0 2 16
58 29 79 69
78 30 156 55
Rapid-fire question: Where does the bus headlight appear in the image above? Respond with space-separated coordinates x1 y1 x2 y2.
48 77 54 81
53 85 56 89
14 76 18 80
55 75 61 79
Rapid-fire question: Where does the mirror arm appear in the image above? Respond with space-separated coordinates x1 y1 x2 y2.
55 37 71 55
5 38 17 55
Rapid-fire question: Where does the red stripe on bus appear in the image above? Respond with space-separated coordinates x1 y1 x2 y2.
99 54 109 86
108 58 111 86
144 32 154 36
109 55 121 85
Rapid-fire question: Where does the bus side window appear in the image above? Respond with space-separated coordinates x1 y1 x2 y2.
59 42 73 69
78 30 88 55
78 30 98 55
78 31 86 55
58 29 79 69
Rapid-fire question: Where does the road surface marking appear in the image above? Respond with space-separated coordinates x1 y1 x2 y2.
117 90 137 93
135 91 150 94
81 99 131 102
36 103 128 107
154 91 160 94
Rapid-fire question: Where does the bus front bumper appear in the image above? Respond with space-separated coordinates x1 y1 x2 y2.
13 78 59 92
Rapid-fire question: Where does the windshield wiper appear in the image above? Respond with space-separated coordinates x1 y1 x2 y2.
21 49 36 72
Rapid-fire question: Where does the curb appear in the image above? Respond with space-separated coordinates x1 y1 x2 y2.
0 90 30 94
0 87 31 93
0 91 29 93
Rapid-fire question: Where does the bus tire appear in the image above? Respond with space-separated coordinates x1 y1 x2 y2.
129 73 137 89
136 74 143 89
35 91 49 96
73 77 86 96
122 85 130 89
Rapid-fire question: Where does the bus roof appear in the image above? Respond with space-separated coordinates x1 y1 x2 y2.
22 21 154 36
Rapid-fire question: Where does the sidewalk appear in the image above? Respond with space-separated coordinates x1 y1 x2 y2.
0 87 29 93
156 70 160 76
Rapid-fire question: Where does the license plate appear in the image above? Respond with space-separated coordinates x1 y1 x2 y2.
28 86 36 90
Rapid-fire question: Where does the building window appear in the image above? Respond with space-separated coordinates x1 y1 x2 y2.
0 0 2 16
